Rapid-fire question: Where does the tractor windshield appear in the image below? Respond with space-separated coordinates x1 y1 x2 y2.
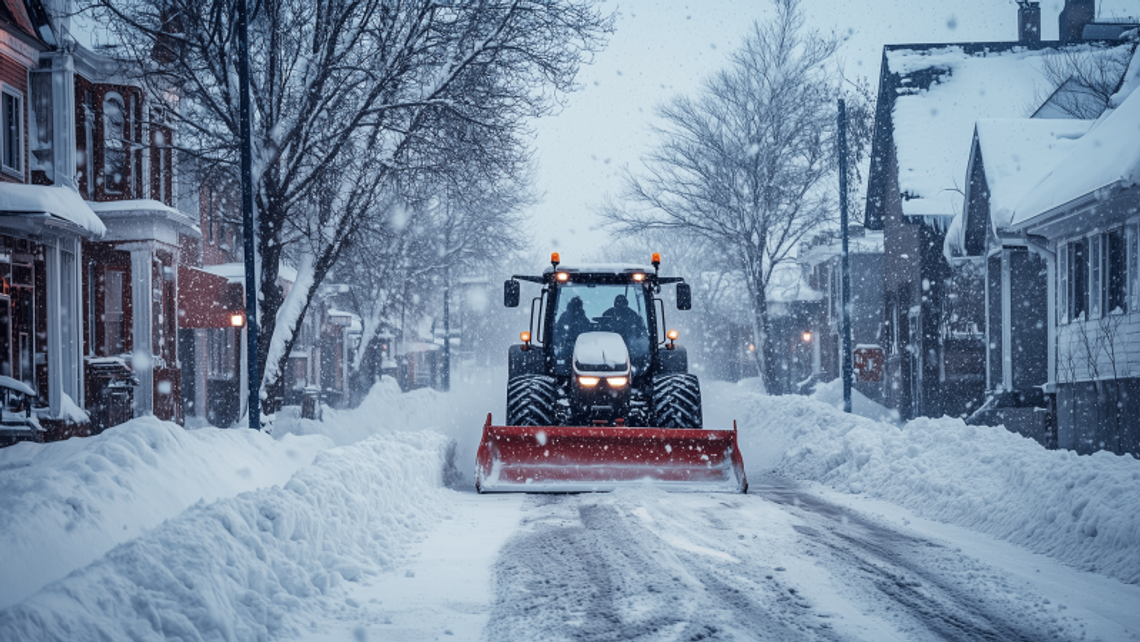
552 283 651 375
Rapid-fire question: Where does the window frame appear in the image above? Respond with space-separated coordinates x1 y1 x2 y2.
1 84 25 178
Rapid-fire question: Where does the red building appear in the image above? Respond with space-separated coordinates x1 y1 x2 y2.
0 0 106 443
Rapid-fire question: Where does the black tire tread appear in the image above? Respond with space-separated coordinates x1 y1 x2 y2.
652 373 702 428
506 375 558 426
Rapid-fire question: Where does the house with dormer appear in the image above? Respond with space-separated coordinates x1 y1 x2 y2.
864 0 1135 421
944 119 1092 443
1007 45 1140 456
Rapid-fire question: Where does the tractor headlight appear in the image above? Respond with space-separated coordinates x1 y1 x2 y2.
578 376 600 387
605 377 628 387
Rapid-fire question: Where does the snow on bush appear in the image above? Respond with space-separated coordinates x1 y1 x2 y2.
0 417 330 609
728 388 1140 585
0 431 456 641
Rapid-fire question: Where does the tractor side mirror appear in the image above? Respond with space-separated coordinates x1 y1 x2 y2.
504 279 520 308
676 282 692 310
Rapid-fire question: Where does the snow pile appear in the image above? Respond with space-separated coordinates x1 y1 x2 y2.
727 388 1140 585
0 417 329 609
276 376 454 447
0 431 455 641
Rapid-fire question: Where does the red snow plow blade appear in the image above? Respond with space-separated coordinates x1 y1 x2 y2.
474 414 748 493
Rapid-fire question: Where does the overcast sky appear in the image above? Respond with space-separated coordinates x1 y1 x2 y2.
527 0 1139 261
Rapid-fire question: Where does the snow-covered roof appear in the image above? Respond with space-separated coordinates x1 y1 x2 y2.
767 263 823 304
325 308 363 333
0 375 36 396
976 119 1093 230
1012 49 1140 227
88 198 199 230
203 262 299 285
885 43 1131 220
202 263 245 283
0 183 106 237
944 119 1091 261
799 230 885 267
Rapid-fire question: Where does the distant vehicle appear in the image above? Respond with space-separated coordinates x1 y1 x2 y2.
0 376 41 447
475 252 747 493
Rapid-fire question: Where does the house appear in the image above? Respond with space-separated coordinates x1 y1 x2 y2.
863 0 1135 420
944 119 1091 444
798 227 885 400
1008 47 1140 456
762 262 824 395
42 10 202 425
0 0 106 442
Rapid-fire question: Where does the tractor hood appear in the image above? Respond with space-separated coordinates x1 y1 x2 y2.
572 332 630 375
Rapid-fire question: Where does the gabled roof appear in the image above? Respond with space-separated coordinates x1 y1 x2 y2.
944 118 1091 260
1011 73 1140 228
975 119 1092 230
865 40 1135 229
0 0 54 47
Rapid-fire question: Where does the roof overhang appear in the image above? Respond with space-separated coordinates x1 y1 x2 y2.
177 265 244 329
90 199 201 244
1010 181 1133 239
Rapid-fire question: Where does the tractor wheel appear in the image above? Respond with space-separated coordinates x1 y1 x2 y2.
652 373 703 429
506 375 558 426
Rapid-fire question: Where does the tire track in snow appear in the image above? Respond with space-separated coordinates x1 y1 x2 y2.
759 479 1085 642
484 493 837 642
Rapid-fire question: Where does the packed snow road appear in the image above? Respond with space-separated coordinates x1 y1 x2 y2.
2 373 1139 641
483 483 1080 642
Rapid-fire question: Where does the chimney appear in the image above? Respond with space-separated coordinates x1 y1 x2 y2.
1059 0 1095 43
1018 2 1041 42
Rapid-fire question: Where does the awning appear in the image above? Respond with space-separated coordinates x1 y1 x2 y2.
178 265 244 329
0 183 106 237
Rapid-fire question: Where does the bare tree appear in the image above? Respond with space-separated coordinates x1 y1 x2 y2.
85 0 612 407
600 0 864 392
335 169 530 399
1036 43 1136 119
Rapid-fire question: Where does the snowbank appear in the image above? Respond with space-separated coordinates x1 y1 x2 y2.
0 417 330 608
275 373 499 488
724 387 1140 585
0 432 455 641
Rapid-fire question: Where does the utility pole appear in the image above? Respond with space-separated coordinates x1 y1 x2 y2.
839 99 853 414
442 267 451 392
237 0 259 429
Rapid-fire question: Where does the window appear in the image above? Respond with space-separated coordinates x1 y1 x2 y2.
1059 239 1068 324
1106 227 1126 314
1090 233 1102 319
29 72 53 184
1129 223 1139 311
104 270 125 355
1061 238 1088 323
1060 230 1128 324
2 87 24 175
103 92 127 194
207 329 236 379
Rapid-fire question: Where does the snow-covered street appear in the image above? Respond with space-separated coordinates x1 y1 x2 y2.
2 372 1139 641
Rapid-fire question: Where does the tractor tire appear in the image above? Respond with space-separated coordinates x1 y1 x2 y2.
652 373 703 429
506 375 558 426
